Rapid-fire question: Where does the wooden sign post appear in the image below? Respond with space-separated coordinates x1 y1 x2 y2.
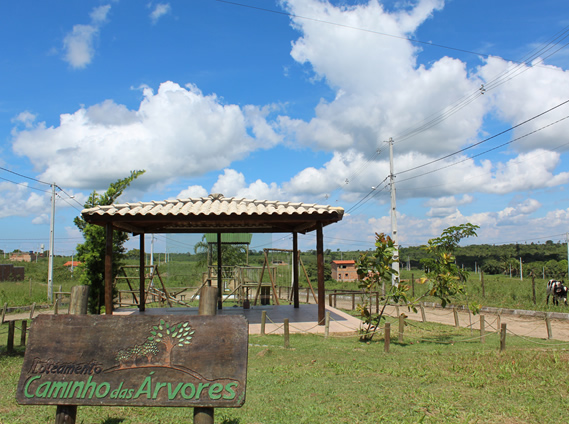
17 312 248 418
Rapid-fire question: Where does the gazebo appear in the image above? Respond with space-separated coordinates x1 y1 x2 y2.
81 193 344 325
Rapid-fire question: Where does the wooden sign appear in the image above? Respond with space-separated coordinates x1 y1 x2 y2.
17 314 248 408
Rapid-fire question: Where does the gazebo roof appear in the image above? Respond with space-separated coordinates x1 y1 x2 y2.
81 193 344 235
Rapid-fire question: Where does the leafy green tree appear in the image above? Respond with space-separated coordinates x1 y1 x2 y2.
355 233 405 341
419 223 479 309
74 170 145 314
355 224 480 342
193 235 247 268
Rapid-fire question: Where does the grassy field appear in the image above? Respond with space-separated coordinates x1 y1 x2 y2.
1 319 569 423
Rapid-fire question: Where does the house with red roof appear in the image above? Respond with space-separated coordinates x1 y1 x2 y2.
331 260 358 282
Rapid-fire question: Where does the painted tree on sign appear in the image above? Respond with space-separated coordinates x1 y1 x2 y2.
148 319 195 366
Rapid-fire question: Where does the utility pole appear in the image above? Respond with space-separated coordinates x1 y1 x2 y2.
387 137 399 286
47 183 55 302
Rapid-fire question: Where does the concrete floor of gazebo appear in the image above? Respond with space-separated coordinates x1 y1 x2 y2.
114 304 361 335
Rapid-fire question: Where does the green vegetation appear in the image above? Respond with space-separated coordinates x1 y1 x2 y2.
74 170 145 313
2 322 569 423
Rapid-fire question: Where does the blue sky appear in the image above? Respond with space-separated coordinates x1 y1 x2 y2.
1 0 569 256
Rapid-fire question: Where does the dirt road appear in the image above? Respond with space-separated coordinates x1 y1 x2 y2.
4 299 569 342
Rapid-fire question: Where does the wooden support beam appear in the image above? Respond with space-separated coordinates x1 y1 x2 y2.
105 223 113 315
292 232 299 308
139 234 146 312
317 222 325 325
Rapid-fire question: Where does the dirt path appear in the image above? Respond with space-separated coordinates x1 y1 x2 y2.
326 296 569 342
5 298 569 342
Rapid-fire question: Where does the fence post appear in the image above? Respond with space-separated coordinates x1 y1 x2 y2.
500 323 507 352
20 320 27 346
497 310 502 333
480 315 485 344
351 293 355 310
398 314 405 343
7 320 15 354
453 307 459 328
376 293 379 314
29 302 36 321
325 312 330 339
329 293 332 307
546 313 553 340
261 311 266 336
532 273 536 305
411 273 415 297
1 302 6 324
306 288 310 304
384 322 390 353
284 319 290 349
420 303 426 323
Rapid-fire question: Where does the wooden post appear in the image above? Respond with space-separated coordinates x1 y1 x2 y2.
69 286 90 315
351 293 355 311
420 303 426 323
325 311 330 338
284 319 290 349
29 302 36 320
384 322 390 353
497 310 502 333
500 323 507 352
333 291 337 308
20 320 27 346
55 286 89 424
546 313 553 340
411 273 415 297
532 273 536 305
328 293 332 307
54 298 60 315
480 315 485 344
316 222 325 325
398 314 404 343
453 307 459 328
1 302 6 324
292 232 299 308
105 222 114 315
139 234 146 312
7 320 15 354
376 293 379 314
306 287 310 304
261 310 266 335
194 285 218 424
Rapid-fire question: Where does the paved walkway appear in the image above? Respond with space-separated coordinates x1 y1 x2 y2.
114 304 362 335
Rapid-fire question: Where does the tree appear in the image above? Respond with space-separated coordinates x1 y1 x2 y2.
355 224 480 342
74 170 145 314
193 235 247 268
355 233 405 341
419 223 480 309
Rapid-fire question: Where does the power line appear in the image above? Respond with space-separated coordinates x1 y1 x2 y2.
397 113 569 186
215 0 514 61
0 166 51 186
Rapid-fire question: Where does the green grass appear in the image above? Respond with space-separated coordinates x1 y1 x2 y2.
2 321 569 423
